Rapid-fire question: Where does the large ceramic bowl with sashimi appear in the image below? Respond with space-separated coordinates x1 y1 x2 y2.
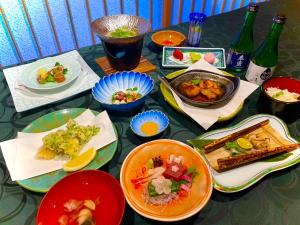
92 71 154 112
120 139 213 221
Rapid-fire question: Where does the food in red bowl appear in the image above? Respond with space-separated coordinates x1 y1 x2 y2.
151 30 186 48
260 76 300 119
36 170 125 225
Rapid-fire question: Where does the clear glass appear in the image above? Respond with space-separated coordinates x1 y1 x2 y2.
188 13 207 47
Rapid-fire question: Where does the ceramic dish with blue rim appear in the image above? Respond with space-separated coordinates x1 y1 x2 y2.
188 114 300 193
20 57 81 90
92 71 154 112
130 110 169 137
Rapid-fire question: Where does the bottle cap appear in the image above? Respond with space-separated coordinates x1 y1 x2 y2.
274 14 287 24
248 3 259 12
189 12 207 23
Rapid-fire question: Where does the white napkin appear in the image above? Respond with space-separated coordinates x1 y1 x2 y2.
0 109 117 181
3 50 100 112
169 59 259 130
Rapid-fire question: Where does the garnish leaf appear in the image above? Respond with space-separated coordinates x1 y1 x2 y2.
272 91 284 98
126 87 138 91
46 74 55 82
192 79 200 86
171 180 180 192
63 68 68 74
185 165 198 180
148 183 159 197
187 139 215 151
224 141 247 154
261 152 293 162
126 93 132 99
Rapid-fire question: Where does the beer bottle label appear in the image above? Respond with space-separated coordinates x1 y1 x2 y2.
245 61 276 85
227 49 251 70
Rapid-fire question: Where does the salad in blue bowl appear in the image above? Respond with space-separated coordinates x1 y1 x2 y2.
92 71 154 112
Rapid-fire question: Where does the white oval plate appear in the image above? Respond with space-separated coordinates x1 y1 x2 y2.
194 114 300 193
20 57 81 90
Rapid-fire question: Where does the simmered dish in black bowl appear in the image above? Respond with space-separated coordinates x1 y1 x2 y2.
159 70 240 107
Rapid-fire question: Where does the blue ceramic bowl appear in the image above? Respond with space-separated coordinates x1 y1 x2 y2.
92 71 154 111
130 110 169 137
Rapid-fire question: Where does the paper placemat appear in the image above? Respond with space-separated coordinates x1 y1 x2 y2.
3 50 100 112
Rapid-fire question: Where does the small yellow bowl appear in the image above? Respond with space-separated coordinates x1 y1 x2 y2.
151 30 186 48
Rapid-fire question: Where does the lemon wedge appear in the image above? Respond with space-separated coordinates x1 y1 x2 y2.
236 138 253 150
63 147 96 172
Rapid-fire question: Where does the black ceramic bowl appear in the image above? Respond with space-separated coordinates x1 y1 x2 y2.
91 15 151 71
260 76 300 119
159 70 240 107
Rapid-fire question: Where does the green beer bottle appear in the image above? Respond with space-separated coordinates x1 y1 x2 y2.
245 14 286 85
227 4 259 72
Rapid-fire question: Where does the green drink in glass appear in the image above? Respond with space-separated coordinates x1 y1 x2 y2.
226 4 259 72
245 14 286 85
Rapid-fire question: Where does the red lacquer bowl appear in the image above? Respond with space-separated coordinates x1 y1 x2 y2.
260 76 300 119
36 170 125 225
263 77 300 98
